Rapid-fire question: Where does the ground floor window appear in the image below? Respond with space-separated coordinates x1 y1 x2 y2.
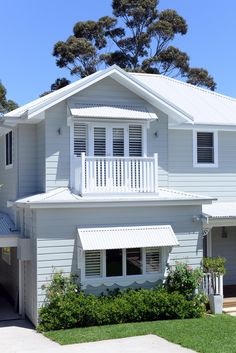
84 247 161 279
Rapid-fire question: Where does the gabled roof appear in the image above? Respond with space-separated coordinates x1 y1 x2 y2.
3 65 193 125
4 65 236 128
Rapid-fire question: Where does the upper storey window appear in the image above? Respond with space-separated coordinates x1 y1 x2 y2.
73 122 144 158
193 131 218 168
5 131 13 167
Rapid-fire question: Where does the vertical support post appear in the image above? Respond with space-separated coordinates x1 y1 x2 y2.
81 152 86 196
154 153 158 193
219 274 224 297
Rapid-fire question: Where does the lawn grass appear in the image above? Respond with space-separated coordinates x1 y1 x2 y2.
44 314 236 353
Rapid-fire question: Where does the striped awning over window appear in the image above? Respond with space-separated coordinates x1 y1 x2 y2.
69 103 157 120
77 225 179 251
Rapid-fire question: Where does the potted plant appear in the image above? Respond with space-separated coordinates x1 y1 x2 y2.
202 257 226 314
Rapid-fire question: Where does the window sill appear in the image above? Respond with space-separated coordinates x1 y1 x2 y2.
5 164 13 170
193 163 218 168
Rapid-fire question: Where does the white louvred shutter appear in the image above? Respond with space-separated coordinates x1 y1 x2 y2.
94 127 106 156
113 128 124 157
129 125 142 156
74 123 87 157
197 132 214 163
85 250 102 277
145 247 161 273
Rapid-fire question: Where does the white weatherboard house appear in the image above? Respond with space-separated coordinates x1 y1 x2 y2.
0 65 236 325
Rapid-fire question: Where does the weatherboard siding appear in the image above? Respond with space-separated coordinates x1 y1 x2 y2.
148 111 168 187
168 129 236 201
18 125 37 197
70 76 148 105
0 128 18 216
35 205 202 305
36 121 45 192
45 101 70 191
23 208 37 326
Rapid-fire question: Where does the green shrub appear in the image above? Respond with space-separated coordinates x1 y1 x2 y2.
38 272 207 332
164 262 204 299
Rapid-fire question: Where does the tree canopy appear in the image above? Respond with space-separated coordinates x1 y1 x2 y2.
52 0 216 90
40 77 71 97
0 82 18 113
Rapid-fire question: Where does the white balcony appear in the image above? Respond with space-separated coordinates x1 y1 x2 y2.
72 153 158 195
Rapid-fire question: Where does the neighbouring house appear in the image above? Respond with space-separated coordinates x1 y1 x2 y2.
0 65 235 325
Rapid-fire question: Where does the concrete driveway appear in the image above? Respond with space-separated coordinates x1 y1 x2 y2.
0 320 197 353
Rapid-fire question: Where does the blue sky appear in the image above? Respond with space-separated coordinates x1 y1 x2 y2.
0 0 235 105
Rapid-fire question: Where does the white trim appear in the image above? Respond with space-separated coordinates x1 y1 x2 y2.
81 247 165 286
207 230 212 257
193 130 218 168
170 124 236 131
71 120 148 160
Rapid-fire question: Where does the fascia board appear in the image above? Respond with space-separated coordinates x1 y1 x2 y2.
14 198 214 209
169 123 236 131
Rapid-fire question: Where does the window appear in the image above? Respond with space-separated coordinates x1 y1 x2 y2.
145 247 160 273
5 131 13 167
85 250 101 277
2 247 11 265
73 123 145 158
74 123 87 157
106 249 123 277
84 248 162 279
94 127 106 156
193 131 218 167
126 248 142 275
113 128 124 157
129 125 142 156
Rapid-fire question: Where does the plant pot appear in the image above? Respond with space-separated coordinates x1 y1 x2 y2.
209 293 223 314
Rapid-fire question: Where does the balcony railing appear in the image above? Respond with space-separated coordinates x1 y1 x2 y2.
73 153 158 195
202 273 224 297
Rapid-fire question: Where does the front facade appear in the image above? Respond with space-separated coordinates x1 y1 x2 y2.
0 65 235 325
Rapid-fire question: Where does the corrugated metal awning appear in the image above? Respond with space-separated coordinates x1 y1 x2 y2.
77 225 179 250
69 103 157 120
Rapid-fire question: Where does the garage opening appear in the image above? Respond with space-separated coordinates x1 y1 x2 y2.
0 213 21 321
0 246 20 320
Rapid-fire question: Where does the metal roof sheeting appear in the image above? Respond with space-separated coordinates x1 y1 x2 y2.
132 73 236 126
77 225 179 250
203 202 236 218
0 213 16 235
69 103 157 120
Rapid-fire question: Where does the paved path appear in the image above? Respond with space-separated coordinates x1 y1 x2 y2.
0 320 197 353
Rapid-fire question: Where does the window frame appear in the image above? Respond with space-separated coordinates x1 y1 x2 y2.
82 247 163 281
72 121 148 158
5 130 13 168
2 247 11 265
193 130 218 168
